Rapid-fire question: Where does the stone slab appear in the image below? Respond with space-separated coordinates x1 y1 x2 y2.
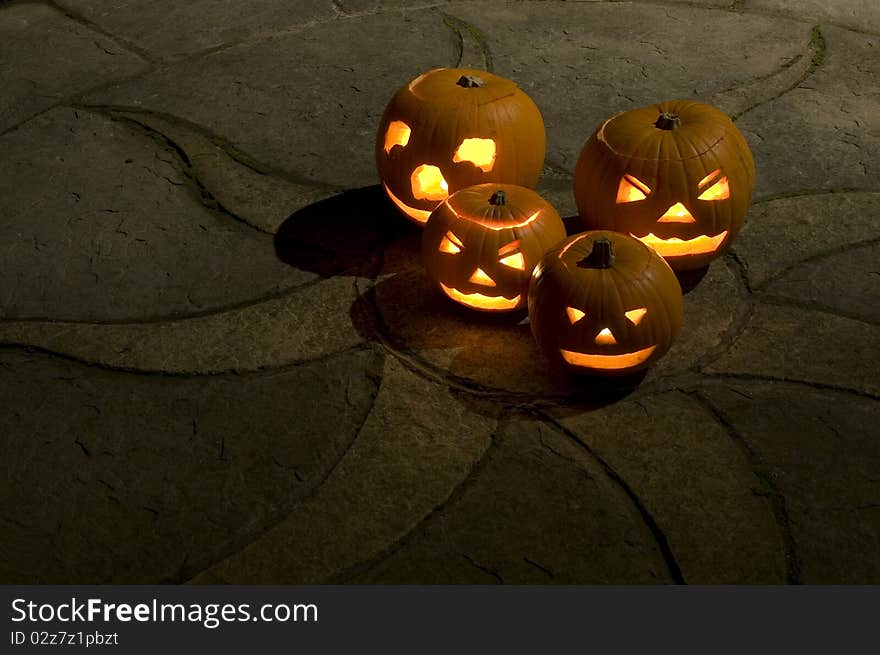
0 347 381 583
192 356 496 583
555 391 787 583
699 379 880 583
0 107 313 322
0 3 146 132
55 0 334 57
356 417 671 583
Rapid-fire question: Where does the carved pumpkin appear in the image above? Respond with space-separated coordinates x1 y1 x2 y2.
574 100 755 271
528 231 683 375
423 184 565 312
377 68 546 225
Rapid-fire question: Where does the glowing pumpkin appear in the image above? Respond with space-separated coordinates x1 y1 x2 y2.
574 100 755 271
528 231 683 375
377 68 546 225
423 184 565 312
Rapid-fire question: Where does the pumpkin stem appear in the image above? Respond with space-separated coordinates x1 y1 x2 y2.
578 238 615 269
489 190 507 206
456 74 484 88
655 112 681 130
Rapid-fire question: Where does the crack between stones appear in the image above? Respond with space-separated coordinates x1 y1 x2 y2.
0 340 374 381
751 235 880 294
754 294 880 328
78 104 342 191
45 0 158 64
0 275 327 326
535 410 686 584
700 372 880 402
684 389 802 584
175 348 386 584
731 24 826 122
753 188 880 204
328 420 504 583
439 10 494 72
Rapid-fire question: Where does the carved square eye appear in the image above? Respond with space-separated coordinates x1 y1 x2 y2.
384 121 411 153
616 174 651 203
411 164 449 201
625 307 647 325
566 307 586 324
697 169 730 201
439 231 464 254
453 138 496 172
498 239 524 270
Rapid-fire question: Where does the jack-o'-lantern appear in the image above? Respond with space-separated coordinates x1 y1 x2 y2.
574 100 755 271
423 184 565 312
529 231 683 375
377 68 546 225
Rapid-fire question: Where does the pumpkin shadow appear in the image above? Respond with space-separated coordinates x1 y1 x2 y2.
349 234 646 411
274 184 416 279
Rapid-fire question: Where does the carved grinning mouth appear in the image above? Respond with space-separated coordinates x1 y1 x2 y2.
560 345 657 370
439 283 521 311
633 231 728 257
383 183 433 224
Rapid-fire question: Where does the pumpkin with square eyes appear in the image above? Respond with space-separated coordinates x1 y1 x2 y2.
377 68 546 225
528 231 683 375
574 99 755 271
422 184 565 312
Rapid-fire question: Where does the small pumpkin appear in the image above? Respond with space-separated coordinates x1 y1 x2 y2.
574 99 755 271
423 184 565 312
528 231 683 375
377 68 546 225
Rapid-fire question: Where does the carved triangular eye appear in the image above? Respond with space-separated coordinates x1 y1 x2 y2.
625 307 648 325
698 169 730 201
439 231 463 254
566 307 586 324
616 174 651 203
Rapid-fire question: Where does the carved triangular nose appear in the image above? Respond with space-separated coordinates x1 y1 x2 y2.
594 328 617 345
657 202 695 223
469 268 496 287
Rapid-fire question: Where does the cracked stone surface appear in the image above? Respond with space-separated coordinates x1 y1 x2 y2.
54 0 334 58
0 347 381 583
355 418 671 583
2 0 879 584
0 3 147 132
697 379 880 583
0 106 312 321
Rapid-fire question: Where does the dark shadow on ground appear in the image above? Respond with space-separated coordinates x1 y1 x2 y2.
274 185 416 278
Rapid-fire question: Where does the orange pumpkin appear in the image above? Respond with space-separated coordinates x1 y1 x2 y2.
377 68 546 225
574 100 755 271
528 231 683 375
423 184 565 312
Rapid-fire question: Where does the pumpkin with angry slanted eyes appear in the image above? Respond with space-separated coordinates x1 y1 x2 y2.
574 99 755 271
422 184 565 312
377 68 546 225
528 231 683 375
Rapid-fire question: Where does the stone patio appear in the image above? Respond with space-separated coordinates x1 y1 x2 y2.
1 0 878 584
